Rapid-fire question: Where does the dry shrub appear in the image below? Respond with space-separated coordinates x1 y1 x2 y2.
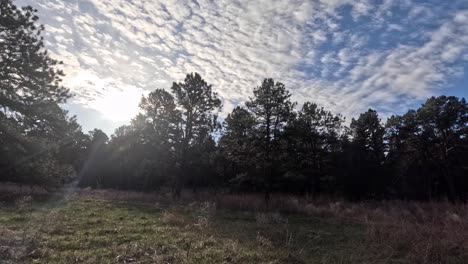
15 195 33 212
198 201 216 217
77 188 172 205
114 242 176 264
255 212 270 225
362 201 468 263
76 188 305 214
0 225 42 262
40 210 70 235
0 226 19 260
194 201 216 231
0 196 44 262
214 193 306 213
0 182 49 202
195 215 210 230
161 211 185 226
215 194 265 211
255 212 287 225
256 232 273 248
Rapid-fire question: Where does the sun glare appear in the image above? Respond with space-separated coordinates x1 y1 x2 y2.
90 88 144 122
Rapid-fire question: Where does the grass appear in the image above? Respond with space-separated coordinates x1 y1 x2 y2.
0 188 466 263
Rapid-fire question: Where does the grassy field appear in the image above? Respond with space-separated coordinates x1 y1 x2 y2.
0 188 466 263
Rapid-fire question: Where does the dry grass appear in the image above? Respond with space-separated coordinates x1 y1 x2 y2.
297 200 467 263
214 193 468 263
0 212 42 262
161 210 186 226
1 185 466 263
361 202 467 263
75 188 468 263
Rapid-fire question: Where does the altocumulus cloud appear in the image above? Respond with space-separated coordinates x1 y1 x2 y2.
17 0 468 132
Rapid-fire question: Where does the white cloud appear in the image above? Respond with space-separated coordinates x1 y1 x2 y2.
16 0 468 130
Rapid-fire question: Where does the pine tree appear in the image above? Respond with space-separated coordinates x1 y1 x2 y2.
0 0 76 185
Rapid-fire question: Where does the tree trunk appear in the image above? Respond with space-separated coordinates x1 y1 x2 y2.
442 164 457 202
264 188 271 205
173 167 183 200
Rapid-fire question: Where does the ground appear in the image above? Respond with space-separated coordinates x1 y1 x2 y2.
0 189 466 263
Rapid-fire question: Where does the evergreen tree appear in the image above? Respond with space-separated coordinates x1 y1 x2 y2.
246 79 295 201
285 102 344 196
345 109 386 199
0 0 79 185
218 106 257 190
171 73 221 197
138 89 181 190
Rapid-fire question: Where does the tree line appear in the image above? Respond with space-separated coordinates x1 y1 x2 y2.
1 0 467 201
76 75 468 201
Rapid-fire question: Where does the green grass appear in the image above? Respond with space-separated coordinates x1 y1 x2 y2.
0 196 401 263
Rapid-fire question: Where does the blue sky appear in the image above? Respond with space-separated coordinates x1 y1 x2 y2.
17 0 468 135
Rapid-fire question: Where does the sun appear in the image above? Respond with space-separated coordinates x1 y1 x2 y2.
90 87 145 122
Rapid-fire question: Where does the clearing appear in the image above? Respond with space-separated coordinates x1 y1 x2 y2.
0 190 466 263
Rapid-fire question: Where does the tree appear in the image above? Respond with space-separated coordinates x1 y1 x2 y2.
385 96 468 201
138 89 181 190
345 109 386 199
140 89 181 144
171 73 222 197
417 96 468 201
385 111 419 199
351 109 385 158
246 79 295 201
285 102 344 196
78 129 108 188
54 115 89 177
218 106 257 190
0 0 78 185
0 0 69 133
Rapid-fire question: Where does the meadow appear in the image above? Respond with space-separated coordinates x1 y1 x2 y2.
0 184 466 264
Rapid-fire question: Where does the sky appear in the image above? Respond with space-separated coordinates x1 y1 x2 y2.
17 0 468 135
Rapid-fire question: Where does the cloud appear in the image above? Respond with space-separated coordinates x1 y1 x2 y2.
16 0 468 130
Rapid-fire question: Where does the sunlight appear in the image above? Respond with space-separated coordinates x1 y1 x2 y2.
2 0 468 262
90 87 144 122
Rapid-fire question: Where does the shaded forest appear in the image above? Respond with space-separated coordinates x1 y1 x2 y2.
1 0 468 202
